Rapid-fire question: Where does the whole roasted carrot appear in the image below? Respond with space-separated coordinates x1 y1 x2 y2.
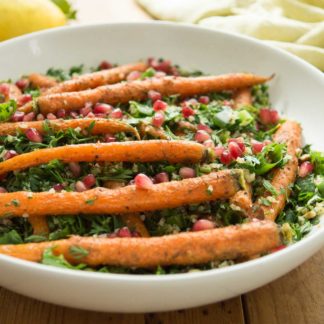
44 62 148 94
253 121 302 221
0 140 206 175
0 170 244 217
20 73 271 114
28 73 57 89
0 118 139 139
0 220 280 267
233 87 252 109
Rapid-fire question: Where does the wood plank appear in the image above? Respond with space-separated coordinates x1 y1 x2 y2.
146 298 244 324
243 248 324 324
0 288 145 324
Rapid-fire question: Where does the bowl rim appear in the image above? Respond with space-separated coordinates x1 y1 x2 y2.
0 21 323 282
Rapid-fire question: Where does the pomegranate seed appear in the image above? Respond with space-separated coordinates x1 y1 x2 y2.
98 60 112 70
148 90 162 102
75 181 87 192
104 134 116 143
220 150 234 165
53 183 64 192
197 124 212 134
0 187 7 193
132 231 141 237
153 99 167 111
11 111 25 122
36 113 45 121
56 109 66 118
23 112 35 122
192 219 215 231
83 174 96 188
228 142 243 159
110 108 123 119
152 112 165 128
18 94 32 106
25 128 42 143
70 111 78 119
134 173 154 190
228 138 245 152
0 84 9 96
182 106 195 118
203 139 215 148
117 227 132 238
46 113 57 120
259 108 280 125
93 103 113 114
69 162 81 177
148 58 172 73
15 79 29 91
214 146 225 158
179 167 195 179
298 161 314 178
271 245 286 253
198 96 210 104
80 105 92 117
4 150 18 160
127 71 141 81
154 172 169 183
251 140 265 154
195 130 210 143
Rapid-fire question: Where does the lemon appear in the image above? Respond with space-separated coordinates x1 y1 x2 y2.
0 0 66 41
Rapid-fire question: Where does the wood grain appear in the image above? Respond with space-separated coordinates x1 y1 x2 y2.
243 249 324 324
145 298 244 324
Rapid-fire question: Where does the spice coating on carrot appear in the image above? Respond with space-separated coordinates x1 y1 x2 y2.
0 220 280 267
0 140 206 175
254 121 302 221
21 73 271 114
0 170 243 217
28 73 57 89
44 62 148 94
0 118 140 139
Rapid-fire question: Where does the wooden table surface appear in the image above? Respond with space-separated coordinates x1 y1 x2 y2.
1 1 323 323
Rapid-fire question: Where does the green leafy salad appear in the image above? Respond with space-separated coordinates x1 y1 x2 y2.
0 58 323 275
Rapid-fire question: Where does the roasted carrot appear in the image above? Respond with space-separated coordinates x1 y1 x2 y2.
29 217 49 235
0 220 280 267
253 121 302 221
44 62 148 94
0 170 244 217
138 122 168 139
28 73 57 89
229 187 254 217
231 88 254 215
0 118 139 139
20 73 271 114
120 214 150 237
0 140 206 176
0 83 22 102
233 87 252 109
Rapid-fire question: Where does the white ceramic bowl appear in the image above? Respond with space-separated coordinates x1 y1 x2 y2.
0 22 323 313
